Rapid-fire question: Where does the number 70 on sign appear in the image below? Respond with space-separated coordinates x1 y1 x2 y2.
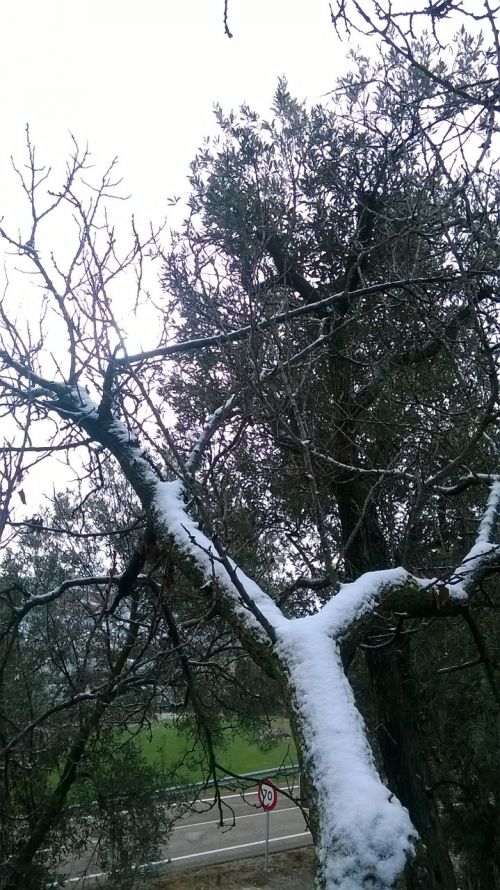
258 779 278 811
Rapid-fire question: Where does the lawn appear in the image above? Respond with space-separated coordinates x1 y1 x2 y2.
56 719 297 804
131 718 297 783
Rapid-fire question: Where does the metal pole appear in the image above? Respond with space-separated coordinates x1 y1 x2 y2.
265 809 270 873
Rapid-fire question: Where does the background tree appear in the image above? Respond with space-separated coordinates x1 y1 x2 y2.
330 0 500 117
159 53 500 889
0 476 178 888
1 20 500 890
0 462 284 888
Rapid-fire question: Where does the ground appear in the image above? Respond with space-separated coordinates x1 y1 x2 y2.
145 849 316 889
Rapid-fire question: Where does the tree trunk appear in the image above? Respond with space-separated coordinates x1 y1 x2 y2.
477 795 499 890
334 475 457 890
367 644 457 890
2 713 98 890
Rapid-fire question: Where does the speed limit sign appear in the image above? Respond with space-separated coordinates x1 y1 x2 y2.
258 778 278 812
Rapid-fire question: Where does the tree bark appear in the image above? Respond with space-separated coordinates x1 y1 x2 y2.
334 475 457 890
367 644 457 890
477 795 499 890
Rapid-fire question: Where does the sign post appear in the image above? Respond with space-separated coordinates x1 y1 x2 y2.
258 778 278 873
265 808 270 872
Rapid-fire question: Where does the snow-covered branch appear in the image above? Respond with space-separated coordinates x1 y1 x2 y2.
153 479 418 888
5 346 500 889
447 478 500 599
277 622 416 889
153 479 284 640
185 392 240 477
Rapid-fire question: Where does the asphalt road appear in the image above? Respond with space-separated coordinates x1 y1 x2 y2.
63 784 312 885
167 786 311 868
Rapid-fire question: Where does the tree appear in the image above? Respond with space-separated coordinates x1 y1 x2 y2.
0 477 179 888
158 59 500 889
330 0 500 118
1 28 500 890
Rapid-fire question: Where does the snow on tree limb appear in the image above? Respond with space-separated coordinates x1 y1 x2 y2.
447 477 500 599
276 625 417 890
317 568 412 636
4 359 500 889
185 392 240 477
150 475 500 888
153 479 284 637
474 477 500 544
153 478 417 888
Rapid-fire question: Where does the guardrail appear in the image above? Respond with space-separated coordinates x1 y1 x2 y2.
66 763 300 815
165 763 300 802
52 765 303 887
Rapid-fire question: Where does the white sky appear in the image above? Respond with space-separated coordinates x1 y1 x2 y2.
0 0 353 508
0 0 349 230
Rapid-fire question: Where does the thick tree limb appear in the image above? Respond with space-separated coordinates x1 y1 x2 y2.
111 272 486 367
3 352 500 889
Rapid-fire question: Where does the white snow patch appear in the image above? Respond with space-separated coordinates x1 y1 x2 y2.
449 540 499 599
276 620 416 889
185 393 239 474
70 386 99 417
108 419 139 446
477 478 500 542
449 479 500 598
317 568 410 636
153 480 286 633
68 388 158 489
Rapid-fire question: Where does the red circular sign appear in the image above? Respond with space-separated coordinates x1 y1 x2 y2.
258 778 278 811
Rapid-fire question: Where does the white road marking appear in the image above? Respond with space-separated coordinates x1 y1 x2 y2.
198 784 295 804
61 831 311 884
60 782 302 885
173 806 297 831
168 831 311 863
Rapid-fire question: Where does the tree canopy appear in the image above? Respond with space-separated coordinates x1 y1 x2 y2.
1 11 500 890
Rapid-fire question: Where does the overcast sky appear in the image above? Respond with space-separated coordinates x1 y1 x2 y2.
0 0 349 229
0 1 353 502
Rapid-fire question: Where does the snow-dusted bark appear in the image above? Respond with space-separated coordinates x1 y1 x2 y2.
151 476 500 889
153 480 417 889
276 625 416 889
7 372 499 890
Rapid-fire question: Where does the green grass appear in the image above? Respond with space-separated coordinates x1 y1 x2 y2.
51 719 297 803
130 719 297 783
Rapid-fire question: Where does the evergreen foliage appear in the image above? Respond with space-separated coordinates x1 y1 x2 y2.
1 14 500 889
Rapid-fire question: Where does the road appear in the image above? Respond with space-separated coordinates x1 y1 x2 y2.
63 784 312 885
167 785 311 867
